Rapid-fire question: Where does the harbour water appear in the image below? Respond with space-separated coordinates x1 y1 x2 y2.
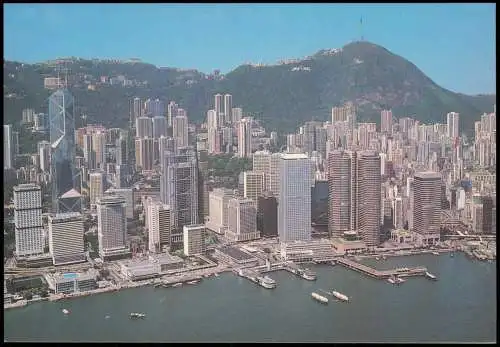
4 253 496 343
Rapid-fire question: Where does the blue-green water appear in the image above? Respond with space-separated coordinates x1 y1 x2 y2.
4 253 496 342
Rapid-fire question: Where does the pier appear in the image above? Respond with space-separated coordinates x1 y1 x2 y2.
235 269 277 289
161 275 203 286
334 258 427 279
255 262 317 281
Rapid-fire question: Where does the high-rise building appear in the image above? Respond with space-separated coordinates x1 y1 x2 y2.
224 94 233 124
89 171 106 206
92 131 106 169
172 115 189 148
4 124 14 169
447 112 460 139
130 97 142 124
105 187 134 219
413 172 441 245
135 137 155 171
206 188 234 234
83 134 95 171
152 116 167 139
147 201 172 253
238 118 252 158
49 89 78 213
160 148 198 230
227 197 260 242
257 192 278 237
136 117 153 138
232 107 243 124
48 212 86 265
183 224 206 256
356 151 381 246
197 149 210 222
13 184 45 257
38 141 51 172
243 171 265 201
97 195 130 260
214 94 223 124
278 153 312 242
115 134 128 166
380 110 393 134
167 101 179 127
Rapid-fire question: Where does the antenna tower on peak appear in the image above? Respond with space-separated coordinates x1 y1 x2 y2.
360 16 364 42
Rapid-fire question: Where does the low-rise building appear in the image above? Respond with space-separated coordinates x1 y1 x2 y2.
118 254 184 281
279 240 335 262
44 271 98 294
214 246 258 267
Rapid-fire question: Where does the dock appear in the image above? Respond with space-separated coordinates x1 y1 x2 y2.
235 269 277 289
161 275 203 286
255 262 317 281
334 258 427 279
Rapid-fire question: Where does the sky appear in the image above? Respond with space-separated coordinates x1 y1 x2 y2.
4 4 496 95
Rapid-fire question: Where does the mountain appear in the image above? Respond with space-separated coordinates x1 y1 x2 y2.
3 41 495 135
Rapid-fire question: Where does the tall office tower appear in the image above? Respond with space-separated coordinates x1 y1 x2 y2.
252 151 281 197
207 109 218 129
413 172 441 245
257 192 278 237
34 112 48 131
328 150 358 238
82 134 95 170
214 93 223 123
49 89 78 214
97 195 129 260
224 94 233 124
447 112 460 139
331 105 348 123
356 151 381 246
38 141 51 172
278 153 312 242
48 212 86 265
238 118 252 158
147 201 172 253
183 224 206 256
381 109 393 134
105 188 134 219
136 116 153 138
172 115 189 148
58 188 83 214
232 107 243 124
208 127 223 154
89 171 105 205
206 188 234 234
4 124 14 169
392 197 404 229
135 137 155 171
167 101 179 127
243 171 265 201
115 134 129 166
356 123 377 149
160 148 199 230
13 184 45 257
152 116 167 139
227 197 260 242
130 97 142 124
12 130 20 156
146 98 164 118
158 136 176 163
92 131 106 169
197 149 210 221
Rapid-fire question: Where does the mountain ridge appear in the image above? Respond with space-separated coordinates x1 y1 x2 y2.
3 41 495 135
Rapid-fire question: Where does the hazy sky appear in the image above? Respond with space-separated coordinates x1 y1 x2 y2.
4 4 496 95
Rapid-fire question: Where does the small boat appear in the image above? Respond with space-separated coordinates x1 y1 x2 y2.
105 315 110 319
425 272 437 280
214 273 220 277
395 277 406 284
450 253 454 258
311 292 329 304
382 255 387 260
387 277 396 284
62 309 70 315
375 256 380 260
130 312 146 319
332 290 349 302
187 280 200 285
172 283 182 288
432 251 440 256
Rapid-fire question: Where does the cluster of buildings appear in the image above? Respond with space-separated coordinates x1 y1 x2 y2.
5 83 496 270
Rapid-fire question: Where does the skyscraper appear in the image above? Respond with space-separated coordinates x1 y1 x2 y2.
92 131 106 169
257 193 278 238
227 197 260 242
135 137 155 171
167 101 179 128
89 171 105 205
278 153 312 242
206 188 234 234
152 116 167 138
447 112 460 139
243 171 265 201
147 201 172 253
224 94 233 124
97 195 129 260
238 118 251 158
136 117 153 138
4 124 14 169
49 89 78 213
14 184 45 257
214 93 223 124
381 109 393 134
356 151 381 246
160 147 199 230
48 212 86 265
413 172 442 245
172 115 189 148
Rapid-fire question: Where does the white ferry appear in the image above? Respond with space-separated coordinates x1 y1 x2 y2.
260 276 277 289
396 277 406 284
62 309 70 315
302 269 317 281
387 277 397 284
431 251 440 256
172 283 182 288
332 290 349 302
311 292 329 304
425 272 437 280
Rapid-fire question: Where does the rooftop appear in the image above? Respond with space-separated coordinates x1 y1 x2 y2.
281 153 308 160
414 171 441 180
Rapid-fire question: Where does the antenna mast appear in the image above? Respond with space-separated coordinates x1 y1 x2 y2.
360 16 364 41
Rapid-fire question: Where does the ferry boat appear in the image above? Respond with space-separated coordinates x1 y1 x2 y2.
260 276 277 289
302 269 317 281
187 280 200 285
332 290 349 302
425 271 437 280
450 252 455 257
395 277 406 284
62 309 70 315
431 251 440 256
375 256 380 261
387 277 397 284
130 312 146 319
311 292 329 304
382 255 387 260
172 283 182 288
